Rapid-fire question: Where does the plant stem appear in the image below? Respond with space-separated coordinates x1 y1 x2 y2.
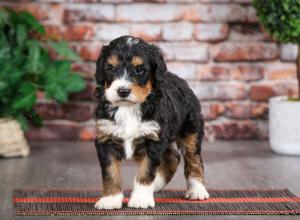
298 44 300 99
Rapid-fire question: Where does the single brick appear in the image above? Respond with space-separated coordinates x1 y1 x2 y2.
159 42 208 62
116 4 182 22
194 23 229 42
212 42 279 61
63 4 114 22
189 82 247 101
45 24 94 41
274 82 298 98
167 62 196 80
201 102 225 120
266 63 296 80
225 102 268 119
197 65 231 81
249 84 276 101
232 64 265 81
250 82 297 101
162 22 193 41
182 4 246 22
96 24 130 42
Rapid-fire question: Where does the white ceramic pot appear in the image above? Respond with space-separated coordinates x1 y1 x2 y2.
269 96 300 155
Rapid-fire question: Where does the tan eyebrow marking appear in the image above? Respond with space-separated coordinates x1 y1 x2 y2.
107 54 119 67
131 56 144 67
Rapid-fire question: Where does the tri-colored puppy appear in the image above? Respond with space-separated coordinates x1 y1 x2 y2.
94 36 209 209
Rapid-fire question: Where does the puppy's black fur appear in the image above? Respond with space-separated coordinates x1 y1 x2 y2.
94 36 207 208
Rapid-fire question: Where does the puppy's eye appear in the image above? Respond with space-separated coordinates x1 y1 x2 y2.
111 66 116 71
107 66 116 72
136 66 144 75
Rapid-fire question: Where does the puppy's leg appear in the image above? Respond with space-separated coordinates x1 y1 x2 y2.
154 145 180 192
128 153 159 209
178 133 209 200
94 140 123 210
129 139 170 208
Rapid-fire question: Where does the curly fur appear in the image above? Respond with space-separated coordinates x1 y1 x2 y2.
94 36 209 210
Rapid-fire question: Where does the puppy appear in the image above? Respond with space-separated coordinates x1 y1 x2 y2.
94 36 209 209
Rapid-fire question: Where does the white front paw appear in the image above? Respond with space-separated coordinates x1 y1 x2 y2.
186 187 209 200
94 193 124 210
128 193 155 209
186 178 209 200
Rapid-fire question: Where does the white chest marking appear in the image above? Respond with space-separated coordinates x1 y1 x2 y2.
96 105 160 159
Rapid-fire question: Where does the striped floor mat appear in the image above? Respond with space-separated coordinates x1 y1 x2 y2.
14 189 300 216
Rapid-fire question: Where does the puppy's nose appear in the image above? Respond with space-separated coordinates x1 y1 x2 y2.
117 87 131 98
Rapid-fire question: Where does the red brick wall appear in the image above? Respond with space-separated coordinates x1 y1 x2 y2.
2 0 298 141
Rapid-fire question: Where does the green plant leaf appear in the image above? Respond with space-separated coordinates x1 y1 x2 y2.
16 24 27 44
49 41 81 61
0 9 10 25
0 81 7 92
253 0 300 43
15 113 29 130
27 109 43 126
18 11 45 34
45 83 68 102
0 9 86 129
55 60 71 75
12 83 36 111
27 40 41 73
65 74 86 92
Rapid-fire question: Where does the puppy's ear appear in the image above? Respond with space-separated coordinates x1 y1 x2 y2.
95 45 108 86
151 45 167 82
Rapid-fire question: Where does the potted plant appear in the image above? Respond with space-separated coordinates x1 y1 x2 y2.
0 9 85 157
254 0 300 155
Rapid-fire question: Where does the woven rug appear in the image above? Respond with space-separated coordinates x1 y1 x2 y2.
14 189 300 216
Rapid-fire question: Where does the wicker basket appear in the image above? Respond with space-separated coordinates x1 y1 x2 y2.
0 118 30 158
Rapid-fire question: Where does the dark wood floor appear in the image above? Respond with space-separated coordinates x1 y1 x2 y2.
1 140 300 220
